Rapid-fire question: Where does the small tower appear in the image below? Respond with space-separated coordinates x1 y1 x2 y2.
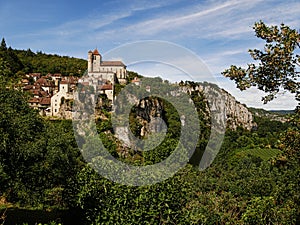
88 50 93 72
92 49 102 72
59 81 69 93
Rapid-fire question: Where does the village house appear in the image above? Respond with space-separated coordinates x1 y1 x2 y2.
23 73 75 117
50 80 73 117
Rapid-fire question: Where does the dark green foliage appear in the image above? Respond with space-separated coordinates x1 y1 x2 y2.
0 37 86 77
75 165 193 225
0 86 84 209
14 49 86 76
126 70 143 83
0 46 24 76
0 38 7 51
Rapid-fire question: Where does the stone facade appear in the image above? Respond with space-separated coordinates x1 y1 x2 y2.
50 82 73 117
87 49 127 86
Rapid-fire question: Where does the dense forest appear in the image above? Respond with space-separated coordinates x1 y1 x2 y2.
0 38 86 78
0 21 300 225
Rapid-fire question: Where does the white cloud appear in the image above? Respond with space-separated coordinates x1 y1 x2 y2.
118 0 257 37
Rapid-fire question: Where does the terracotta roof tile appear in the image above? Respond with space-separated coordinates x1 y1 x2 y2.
35 77 54 87
39 91 48 97
99 84 113 90
93 49 100 55
31 90 40 95
39 97 51 105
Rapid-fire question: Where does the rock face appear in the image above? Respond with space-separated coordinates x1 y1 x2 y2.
179 82 255 131
135 98 166 136
224 91 254 130
57 99 73 119
113 81 256 147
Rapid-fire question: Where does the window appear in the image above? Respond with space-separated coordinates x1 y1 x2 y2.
55 109 57 112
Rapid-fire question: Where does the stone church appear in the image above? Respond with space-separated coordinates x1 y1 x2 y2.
87 49 127 85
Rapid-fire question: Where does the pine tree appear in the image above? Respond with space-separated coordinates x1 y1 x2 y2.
0 38 7 51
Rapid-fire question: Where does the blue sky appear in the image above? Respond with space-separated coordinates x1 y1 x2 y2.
1 0 299 109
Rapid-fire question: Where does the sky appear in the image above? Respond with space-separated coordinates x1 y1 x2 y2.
0 0 299 110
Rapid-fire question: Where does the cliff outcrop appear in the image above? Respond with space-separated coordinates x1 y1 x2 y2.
113 81 256 147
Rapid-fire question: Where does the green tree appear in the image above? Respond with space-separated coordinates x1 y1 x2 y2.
0 38 7 51
0 57 12 84
222 21 300 110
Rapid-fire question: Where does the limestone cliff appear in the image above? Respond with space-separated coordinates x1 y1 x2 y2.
114 81 255 146
193 82 255 130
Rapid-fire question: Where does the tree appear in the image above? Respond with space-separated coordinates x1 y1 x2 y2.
0 38 7 51
222 21 300 111
0 57 12 82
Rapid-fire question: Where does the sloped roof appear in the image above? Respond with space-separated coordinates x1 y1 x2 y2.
101 61 125 67
99 84 113 90
31 90 41 95
39 91 48 97
93 49 101 55
39 97 51 105
29 97 39 103
60 80 69 84
23 85 33 90
35 77 54 87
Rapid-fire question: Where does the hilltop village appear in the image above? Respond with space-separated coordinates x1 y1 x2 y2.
20 49 255 130
21 49 129 118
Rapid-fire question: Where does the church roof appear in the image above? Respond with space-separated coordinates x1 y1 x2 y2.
101 61 125 67
93 49 100 55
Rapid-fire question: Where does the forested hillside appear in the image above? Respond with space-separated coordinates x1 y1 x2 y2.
0 38 86 77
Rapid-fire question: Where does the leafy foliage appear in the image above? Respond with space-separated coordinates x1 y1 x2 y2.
0 85 84 209
222 21 300 108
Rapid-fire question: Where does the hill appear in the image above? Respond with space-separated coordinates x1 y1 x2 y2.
268 110 295 115
0 38 87 77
